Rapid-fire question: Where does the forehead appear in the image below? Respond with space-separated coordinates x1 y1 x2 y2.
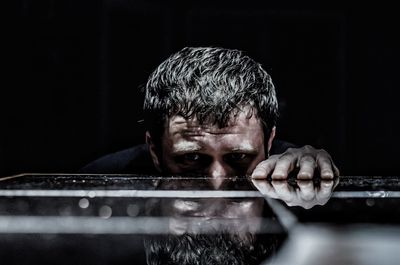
163 112 264 149
166 113 262 133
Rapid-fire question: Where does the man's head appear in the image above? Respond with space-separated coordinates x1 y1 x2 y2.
143 47 278 180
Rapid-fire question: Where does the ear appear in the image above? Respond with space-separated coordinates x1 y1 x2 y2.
267 126 276 156
145 131 162 172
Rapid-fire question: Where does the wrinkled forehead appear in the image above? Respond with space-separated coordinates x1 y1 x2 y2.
167 103 260 125
165 111 264 136
166 105 262 131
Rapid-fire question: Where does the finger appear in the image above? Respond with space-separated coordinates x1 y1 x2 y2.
251 155 278 179
332 162 340 177
251 179 278 198
333 176 340 189
297 155 317 179
316 180 334 201
316 151 335 179
271 180 295 202
296 180 316 201
271 154 296 179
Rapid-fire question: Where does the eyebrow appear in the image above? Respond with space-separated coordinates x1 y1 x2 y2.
172 141 202 153
230 142 258 153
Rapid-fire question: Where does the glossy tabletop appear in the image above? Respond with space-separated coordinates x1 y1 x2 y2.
0 174 399 265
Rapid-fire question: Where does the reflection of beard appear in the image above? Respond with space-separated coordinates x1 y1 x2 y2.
144 232 282 265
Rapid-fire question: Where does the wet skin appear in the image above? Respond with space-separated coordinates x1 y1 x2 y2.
152 112 271 189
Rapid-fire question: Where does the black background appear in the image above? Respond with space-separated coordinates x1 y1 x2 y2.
3 0 399 177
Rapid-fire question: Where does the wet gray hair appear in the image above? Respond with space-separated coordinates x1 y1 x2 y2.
143 47 279 142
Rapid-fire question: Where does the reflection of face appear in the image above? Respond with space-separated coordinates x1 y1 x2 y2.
158 112 267 189
163 197 264 219
162 197 264 236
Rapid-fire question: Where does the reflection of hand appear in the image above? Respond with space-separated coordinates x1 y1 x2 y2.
251 145 340 179
251 178 338 209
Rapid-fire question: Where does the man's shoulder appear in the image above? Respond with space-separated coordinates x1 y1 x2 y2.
79 144 154 174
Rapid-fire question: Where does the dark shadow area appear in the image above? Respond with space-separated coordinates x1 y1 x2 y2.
4 0 400 176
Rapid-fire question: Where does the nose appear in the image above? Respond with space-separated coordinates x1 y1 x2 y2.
207 161 232 189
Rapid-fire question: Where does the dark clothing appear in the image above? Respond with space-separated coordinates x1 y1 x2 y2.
80 140 296 174
80 144 156 174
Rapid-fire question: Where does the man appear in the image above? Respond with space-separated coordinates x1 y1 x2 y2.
81 47 339 182
82 47 338 264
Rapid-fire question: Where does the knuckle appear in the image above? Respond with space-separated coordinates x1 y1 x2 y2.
304 145 313 150
300 154 317 165
316 149 332 159
268 154 280 160
278 153 295 163
257 159 274 168
316 154 332 165
286 147 295 153
276 162 294 173
284 147 300 157
302 145 316 152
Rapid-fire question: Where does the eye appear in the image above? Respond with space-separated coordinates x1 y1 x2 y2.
183 153 201 162
225 153 247 162
175 153 204 165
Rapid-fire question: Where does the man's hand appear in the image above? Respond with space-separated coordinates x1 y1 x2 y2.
251 145 340 179
251 179 338 209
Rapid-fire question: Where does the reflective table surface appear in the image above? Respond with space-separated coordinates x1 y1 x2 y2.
0 174 399 265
